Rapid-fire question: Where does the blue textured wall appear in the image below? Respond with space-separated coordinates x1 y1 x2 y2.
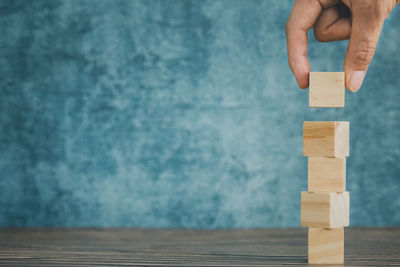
0 0 399 227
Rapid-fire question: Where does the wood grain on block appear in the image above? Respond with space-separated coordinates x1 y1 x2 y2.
303 121 349 157
308 227 344 264
309 72 345 108
308 157 346 192
301 191 349 228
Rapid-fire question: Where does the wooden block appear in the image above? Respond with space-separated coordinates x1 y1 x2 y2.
301 191 349 228
309 72 345 108
308 157 346 192
303 121 349 157
308 227 344 264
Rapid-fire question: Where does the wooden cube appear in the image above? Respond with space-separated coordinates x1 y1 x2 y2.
309 72 345 108
308 227 344 264
303 121 349 157
308 157 346 192
301 191 349 228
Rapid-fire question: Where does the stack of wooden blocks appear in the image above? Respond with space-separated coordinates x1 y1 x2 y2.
301 72 350 264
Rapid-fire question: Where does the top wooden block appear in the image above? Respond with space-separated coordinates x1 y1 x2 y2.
303 121 349 157
309 72 345 108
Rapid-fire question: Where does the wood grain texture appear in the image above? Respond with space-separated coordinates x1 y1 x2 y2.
308 227 344 264
301 191 350 228
308 157 346 192
0 228 399 266
309 72 345 108
303 121 349 157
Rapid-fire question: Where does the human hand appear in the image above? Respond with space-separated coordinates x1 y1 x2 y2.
285 0 399 92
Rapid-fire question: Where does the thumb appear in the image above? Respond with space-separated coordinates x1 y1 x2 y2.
344 2 386 92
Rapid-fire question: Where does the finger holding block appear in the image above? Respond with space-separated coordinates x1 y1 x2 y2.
308 227 344 264
309 72 345 108
308 157 346 192
303 121 349 157
301 191 349 228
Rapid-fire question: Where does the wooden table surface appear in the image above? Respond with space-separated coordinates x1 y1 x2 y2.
0 228 399 266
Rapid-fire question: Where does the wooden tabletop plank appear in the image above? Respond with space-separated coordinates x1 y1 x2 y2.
0 228 399 266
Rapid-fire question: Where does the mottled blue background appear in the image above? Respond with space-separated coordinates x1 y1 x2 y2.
0 0 399 228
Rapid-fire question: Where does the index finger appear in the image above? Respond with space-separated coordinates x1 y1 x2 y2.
285 0 325 89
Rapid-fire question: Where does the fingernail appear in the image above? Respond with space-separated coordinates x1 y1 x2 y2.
349 71 365 92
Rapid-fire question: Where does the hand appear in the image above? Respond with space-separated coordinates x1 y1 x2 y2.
285 0 399 92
